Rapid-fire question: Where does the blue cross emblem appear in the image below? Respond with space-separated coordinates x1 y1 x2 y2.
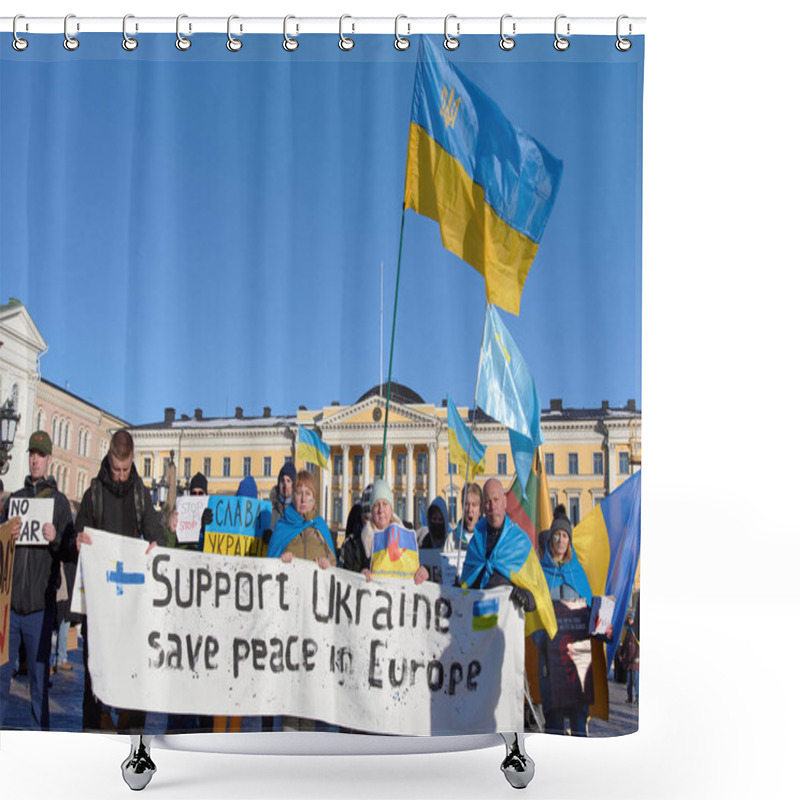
106 561 145 596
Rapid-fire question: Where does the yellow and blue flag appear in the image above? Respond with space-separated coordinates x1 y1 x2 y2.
371 523 420 579
404 36 563 316
476 304 543 498
572 471 641 670
297 426 330 471
447 394 486 481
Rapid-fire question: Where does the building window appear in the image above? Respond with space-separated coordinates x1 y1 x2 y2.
333 455 343 476
375 454 383 478
223 457 231 477
416 452 428 476
353 454 363 476
569 496 580 526
183 457 191 479
306 462 316 474
593 453 604 475
448 462 458 475
448 495 458 522
64 422 71 451
52 416 58 443
142 457 152 479
203 457 211 477
497 453 507 475
550 493 558 512
397 453 407 476
243 457 251 477
36 409 45 432
263 456 272 477
396 496 407 522
333 497 343 525
619 451 630 475
545 453 555 475
415 495 427 527
284 456 293 466
568 453 579 475
58 420 64 448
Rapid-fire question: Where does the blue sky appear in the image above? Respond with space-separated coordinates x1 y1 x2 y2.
0 34 642 424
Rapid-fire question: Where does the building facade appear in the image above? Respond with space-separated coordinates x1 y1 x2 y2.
129 383 641 534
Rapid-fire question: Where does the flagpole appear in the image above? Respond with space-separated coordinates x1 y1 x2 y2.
380 205 407 479
455 301 490 580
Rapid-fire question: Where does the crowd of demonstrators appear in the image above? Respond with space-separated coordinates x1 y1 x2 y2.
0 431 74 730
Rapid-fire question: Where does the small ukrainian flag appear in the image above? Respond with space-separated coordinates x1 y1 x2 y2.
447 394 486 481
472 597 500 631
297 426 330 471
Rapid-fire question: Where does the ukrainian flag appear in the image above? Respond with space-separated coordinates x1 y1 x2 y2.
297 426 330 471
572 471 641 669
447 394 486 481
404 37 563 316
371 523 420 579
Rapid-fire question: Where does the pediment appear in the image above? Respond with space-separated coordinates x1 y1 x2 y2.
320 394 438 430
0 302 47 353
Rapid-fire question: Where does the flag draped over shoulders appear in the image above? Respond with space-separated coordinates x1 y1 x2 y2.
404 36 563 316
461 516 556 638
267 503 336 559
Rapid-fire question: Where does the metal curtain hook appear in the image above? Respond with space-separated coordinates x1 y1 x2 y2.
176 14 191 51
339 14 354 50
554 14 570 51
444 14 460 51
394 15 410 51
227 15 242 51
616 15 632 51
63 13 79 51
283 15 299 51
122 15 138 51
499 14 516 51
12 14 28 51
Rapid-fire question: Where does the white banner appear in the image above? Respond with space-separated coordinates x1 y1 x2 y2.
6 497 54 546
76 529 524 735
175 495 209 544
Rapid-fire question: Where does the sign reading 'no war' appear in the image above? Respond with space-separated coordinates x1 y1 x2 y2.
7 497 54 546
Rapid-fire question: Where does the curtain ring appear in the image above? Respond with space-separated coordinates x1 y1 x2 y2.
339 15 354 50
394 15 410 51
12 15 28 51
283 15 299 51
122 15 138 51
63 13 79 51
553 14 570 51
444 14 460 51
227 15 243 51
616 15 632 51
176 14 191 51
499 14 515 51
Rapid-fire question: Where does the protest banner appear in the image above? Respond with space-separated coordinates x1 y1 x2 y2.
0 519 16 666
419 549 461 586
370 523 419 579
202 496 272 557
175 495 210 545
5 497 54 546
77 529 525 735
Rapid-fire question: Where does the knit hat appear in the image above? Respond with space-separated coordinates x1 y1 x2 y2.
189 472 208 494
550 504 573 542
28 431 52 455
278 461 297 484
371 479 393 508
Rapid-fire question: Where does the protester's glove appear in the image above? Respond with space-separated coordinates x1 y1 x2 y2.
510 586 536 612
201 508 213 526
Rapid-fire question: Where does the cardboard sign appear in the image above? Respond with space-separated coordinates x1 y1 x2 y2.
202 496 272 558
370 523 420 579
6 497 54 546
77 529 525 735
418 549 461 586
589 595 616 641
175 495 210 544
0 519 16 666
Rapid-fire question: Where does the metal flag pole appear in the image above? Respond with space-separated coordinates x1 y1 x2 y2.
380 206 406 479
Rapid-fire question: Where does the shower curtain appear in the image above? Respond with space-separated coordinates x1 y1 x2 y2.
0 26 643 741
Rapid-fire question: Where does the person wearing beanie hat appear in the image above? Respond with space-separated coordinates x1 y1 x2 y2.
269 461 296 533
189 472 208 495
341 478 428 585
1 430 74 730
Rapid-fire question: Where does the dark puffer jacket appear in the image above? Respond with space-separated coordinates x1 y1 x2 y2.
1 475 74 615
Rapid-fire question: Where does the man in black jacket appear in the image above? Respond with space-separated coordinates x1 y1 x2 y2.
0 430 74 729
74 429 165 733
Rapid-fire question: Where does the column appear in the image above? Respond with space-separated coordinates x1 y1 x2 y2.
320 460 330 523
607 442 617 493
406 443 414 522
385 443 393 490
342 443 350 510
363 444 371 488
427 442 438 507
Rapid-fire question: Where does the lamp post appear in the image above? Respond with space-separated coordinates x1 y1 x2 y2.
0 398 21 476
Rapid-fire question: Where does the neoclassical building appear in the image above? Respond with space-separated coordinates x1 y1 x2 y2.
128 382 641 535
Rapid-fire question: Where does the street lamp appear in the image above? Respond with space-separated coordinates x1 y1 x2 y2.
0 398 21 476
